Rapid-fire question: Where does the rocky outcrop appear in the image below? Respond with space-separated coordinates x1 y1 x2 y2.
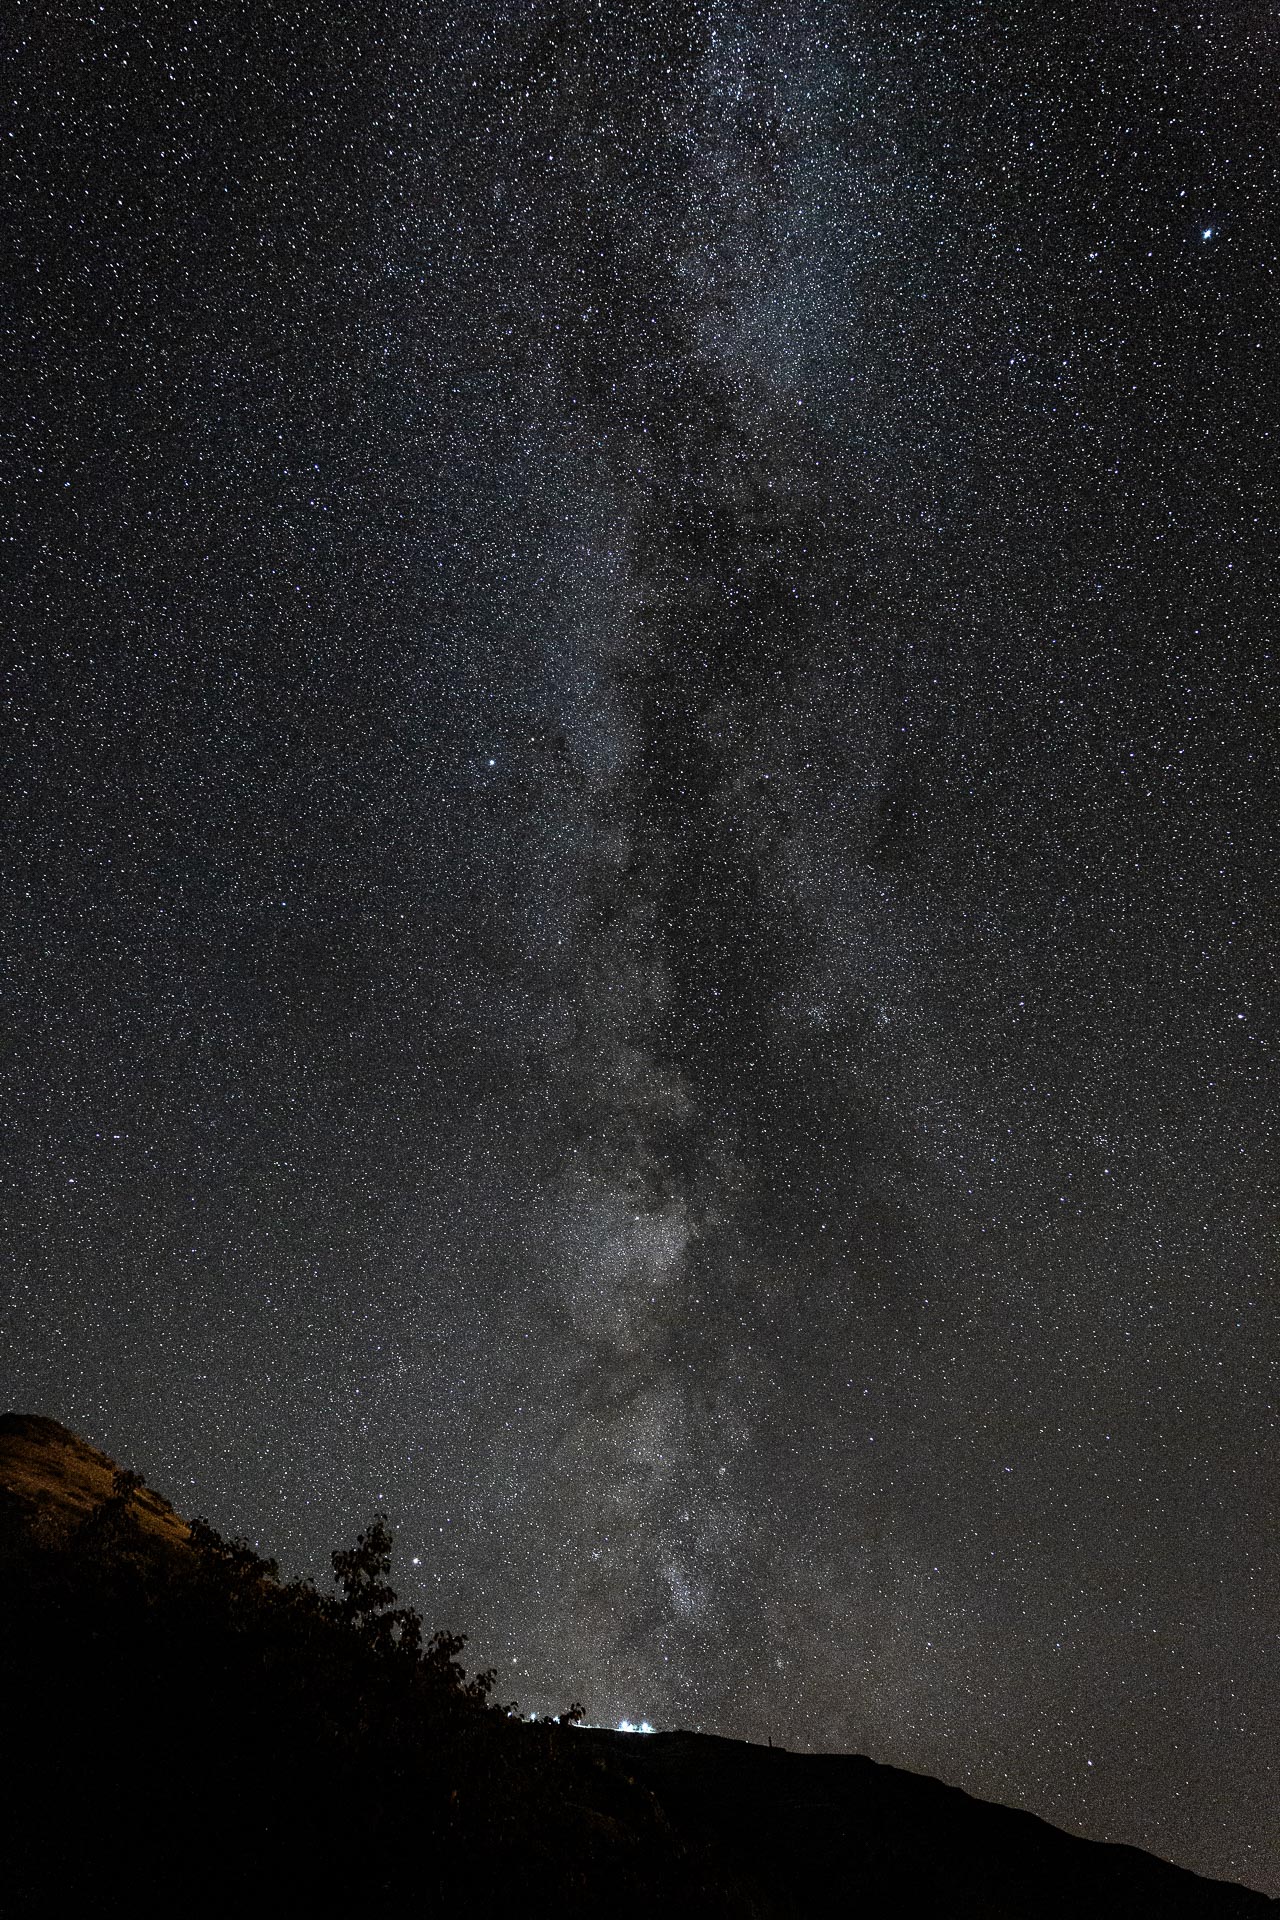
0 1411 189 1548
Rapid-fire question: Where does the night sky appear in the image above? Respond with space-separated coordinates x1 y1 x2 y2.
5 0 1277 1894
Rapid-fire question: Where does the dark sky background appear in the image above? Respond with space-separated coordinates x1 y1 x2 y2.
5 0 1277 1894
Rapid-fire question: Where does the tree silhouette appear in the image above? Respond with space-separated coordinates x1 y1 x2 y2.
331 1514 424 1657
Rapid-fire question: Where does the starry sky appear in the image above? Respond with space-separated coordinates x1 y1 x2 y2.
4 0 1277 1894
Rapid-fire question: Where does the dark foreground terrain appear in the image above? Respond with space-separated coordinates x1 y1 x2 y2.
0 1412 1271 1916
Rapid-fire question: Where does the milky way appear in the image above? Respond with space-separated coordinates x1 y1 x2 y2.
4 1 1277 1893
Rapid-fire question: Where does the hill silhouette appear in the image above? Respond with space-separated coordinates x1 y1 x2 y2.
0 1412 1271 1916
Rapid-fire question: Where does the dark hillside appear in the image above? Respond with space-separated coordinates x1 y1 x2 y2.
574 1727 1273 1918
0 1415 1270 1917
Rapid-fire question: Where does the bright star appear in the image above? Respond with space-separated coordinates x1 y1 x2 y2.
1201 227 1214 241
